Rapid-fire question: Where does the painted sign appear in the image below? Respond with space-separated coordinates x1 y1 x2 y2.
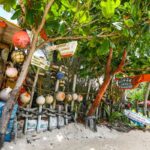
31 55 49 70
46 41 78 57
124 109 150 125
116 77 133 89
116 74 150 90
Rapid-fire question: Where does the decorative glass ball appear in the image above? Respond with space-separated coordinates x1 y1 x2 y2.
11 51 25 63
12 31 30 49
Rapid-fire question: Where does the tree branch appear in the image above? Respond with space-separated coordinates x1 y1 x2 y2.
106 48 113 76
113 49 127 74
18 0 26 15
37 0 54 33
36 32 119 49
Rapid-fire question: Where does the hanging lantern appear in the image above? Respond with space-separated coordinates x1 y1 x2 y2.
45 95 54 104
0 87 12 101
56 91 65 101
12 31 30 49
11 51 25 63
20 92 31 104
6 67 18 78
72 93 78 101
36 95 45 105
65 94 72 102
77 95 83 102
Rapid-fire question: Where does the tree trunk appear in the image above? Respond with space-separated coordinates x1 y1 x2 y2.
87 76 112 116
144 83 150 116
0 34 38 147
0 0 54 146
87 49 127 116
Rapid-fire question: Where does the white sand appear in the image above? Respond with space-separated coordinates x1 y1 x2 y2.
2 123 150 150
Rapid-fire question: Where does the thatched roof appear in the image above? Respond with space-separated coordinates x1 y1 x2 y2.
0 17 21 46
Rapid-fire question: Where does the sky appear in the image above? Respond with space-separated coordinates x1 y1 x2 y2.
0 5 17 24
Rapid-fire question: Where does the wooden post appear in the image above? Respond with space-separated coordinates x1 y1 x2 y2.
24 68 40 134
144 83 150 116
71 74 77 111
37 105 43 132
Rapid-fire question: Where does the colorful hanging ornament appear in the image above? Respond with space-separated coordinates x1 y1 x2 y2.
56 72 65 80
77 94 83 102
72 93 78 101
36 95 45 105
45 95 54 104
11 50 25 63
20 92 31 104
0 21 7 28
56 91 65 101
65 94 72 102
6 66 18 78
12 31 30 49
1 48 9 62
0 87 12 101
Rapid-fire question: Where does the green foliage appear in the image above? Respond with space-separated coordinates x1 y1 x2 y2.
127 83 146 102
100 0 121 18
0 0 149 77
0 0 16 11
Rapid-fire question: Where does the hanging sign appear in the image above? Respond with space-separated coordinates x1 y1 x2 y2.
116 74 150 90
116 77 133 89
46 41 78 57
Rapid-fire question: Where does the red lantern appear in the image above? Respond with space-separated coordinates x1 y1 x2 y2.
12 31 30 49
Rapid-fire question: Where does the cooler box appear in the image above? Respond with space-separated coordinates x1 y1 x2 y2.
0 101 18 142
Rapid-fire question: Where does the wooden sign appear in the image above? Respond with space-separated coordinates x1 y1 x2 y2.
116 77 133 89
46 41 78 57
124 109 150 126
116 74 150 90
31 55 49 70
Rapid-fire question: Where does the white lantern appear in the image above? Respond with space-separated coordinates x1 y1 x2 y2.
0 87 12 101
36 95 45 105
66 94 72 102
72 93 78 101
20 92 31 104
77 95 83 102
6 67 18 78
56 92 65 101
45 95 54 104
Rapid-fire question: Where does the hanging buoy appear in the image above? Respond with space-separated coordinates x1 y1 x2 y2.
12 31 30 49
36 95 45 105
20 92 31 104
6 67 18 78
56 91 65 101
56 72 65 80
11 51 25 63
77 94 83 102
45 95 54 104
0 21 7 28
0 87 12 101
65 94 72 102
72 93 78 101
